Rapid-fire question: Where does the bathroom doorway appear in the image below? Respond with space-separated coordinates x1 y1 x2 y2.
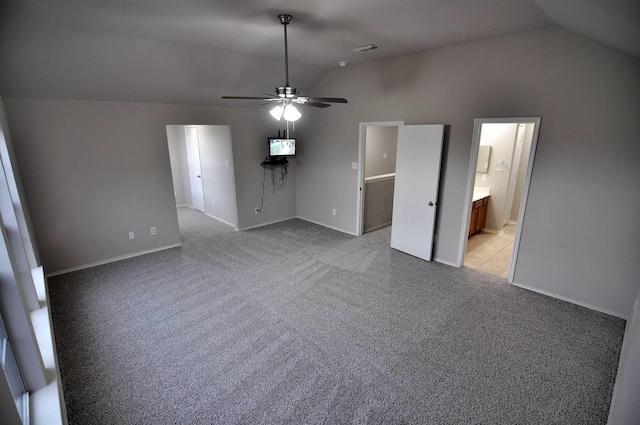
458 118 541 282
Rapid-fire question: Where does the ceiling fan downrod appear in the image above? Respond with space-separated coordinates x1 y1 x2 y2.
278 14 292 88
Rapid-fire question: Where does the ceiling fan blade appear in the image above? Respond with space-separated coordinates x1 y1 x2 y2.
304 97 348 104
303 101 331 108
222 96 274 100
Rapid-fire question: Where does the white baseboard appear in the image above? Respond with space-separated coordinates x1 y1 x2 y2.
363 222 392 233
434 257 459 267
296 216 358 236
176 204 189 208
237 215 297 231
45 243 182 277
204 212 237 230
511 281 627 319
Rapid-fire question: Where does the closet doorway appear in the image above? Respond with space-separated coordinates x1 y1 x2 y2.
356 121 404 236
458 117 541 282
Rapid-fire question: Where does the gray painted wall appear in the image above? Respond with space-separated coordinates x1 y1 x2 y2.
4 100 296 274
608 287 640 424
364 179 394 232
298 27 640 317
364 126 398 178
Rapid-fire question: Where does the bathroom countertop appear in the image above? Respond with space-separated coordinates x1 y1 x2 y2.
472 187 491 202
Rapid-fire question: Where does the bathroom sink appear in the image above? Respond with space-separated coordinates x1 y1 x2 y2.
472 187 491 202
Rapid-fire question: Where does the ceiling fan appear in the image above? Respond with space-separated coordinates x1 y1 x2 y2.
222 14 348 122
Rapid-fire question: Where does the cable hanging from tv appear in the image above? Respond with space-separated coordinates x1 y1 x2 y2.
257 129 292 212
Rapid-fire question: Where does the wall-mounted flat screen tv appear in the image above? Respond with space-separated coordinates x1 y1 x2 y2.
268 138 296 157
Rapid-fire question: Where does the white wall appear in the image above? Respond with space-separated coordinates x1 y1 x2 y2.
298 26 640 317
4 99 296 274
474 123 518 231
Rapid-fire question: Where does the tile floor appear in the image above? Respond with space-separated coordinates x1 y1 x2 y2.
464 223 517 278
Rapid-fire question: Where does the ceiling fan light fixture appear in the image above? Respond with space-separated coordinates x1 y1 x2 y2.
222 14 346 122
283 104 301 122
269 104 284 120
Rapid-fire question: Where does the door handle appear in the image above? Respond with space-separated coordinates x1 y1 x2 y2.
197 175 201 178
428 201 434 206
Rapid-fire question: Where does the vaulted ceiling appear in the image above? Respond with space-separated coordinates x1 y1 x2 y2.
0 0 638 106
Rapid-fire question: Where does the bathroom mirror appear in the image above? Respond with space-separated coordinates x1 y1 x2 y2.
476 145 491 173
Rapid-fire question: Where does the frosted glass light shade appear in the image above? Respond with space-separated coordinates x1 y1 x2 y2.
283 104 301 122
269 105 283 120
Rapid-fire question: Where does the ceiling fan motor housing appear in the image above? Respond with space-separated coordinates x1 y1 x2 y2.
276 86 299 98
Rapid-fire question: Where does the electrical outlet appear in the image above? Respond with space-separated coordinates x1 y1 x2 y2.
383 152 387 159
332 209 336 216
482 174 487 182
255 208 260 214
128 231 135 240
225 159 229 166
352 162 358 170
212 200 215 207
150 227 157 235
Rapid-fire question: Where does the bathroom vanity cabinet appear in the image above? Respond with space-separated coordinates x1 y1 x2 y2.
469 196 489 237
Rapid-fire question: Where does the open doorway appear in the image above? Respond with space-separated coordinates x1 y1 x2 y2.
458 118 541 281
356 121 404 236
166 125 239 233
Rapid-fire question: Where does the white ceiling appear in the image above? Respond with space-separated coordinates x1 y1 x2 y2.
0 0 638 106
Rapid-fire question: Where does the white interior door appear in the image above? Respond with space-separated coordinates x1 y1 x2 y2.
185 126 205 212
390 124 444 261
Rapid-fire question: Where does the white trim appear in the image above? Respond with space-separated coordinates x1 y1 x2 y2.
204 212 237 230
296 216 358 236
237 215 297 231
176 204 189 208
511 281 626 319
363 222 392 233
434 257 458 267
29 267 67 425
45 243 182 277
364 173 396 183
357 121 404 236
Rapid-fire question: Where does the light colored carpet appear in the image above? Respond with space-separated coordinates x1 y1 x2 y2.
48 207 625 424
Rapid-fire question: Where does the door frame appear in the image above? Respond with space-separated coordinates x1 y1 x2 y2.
356 121 404 236
457 117 541 283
